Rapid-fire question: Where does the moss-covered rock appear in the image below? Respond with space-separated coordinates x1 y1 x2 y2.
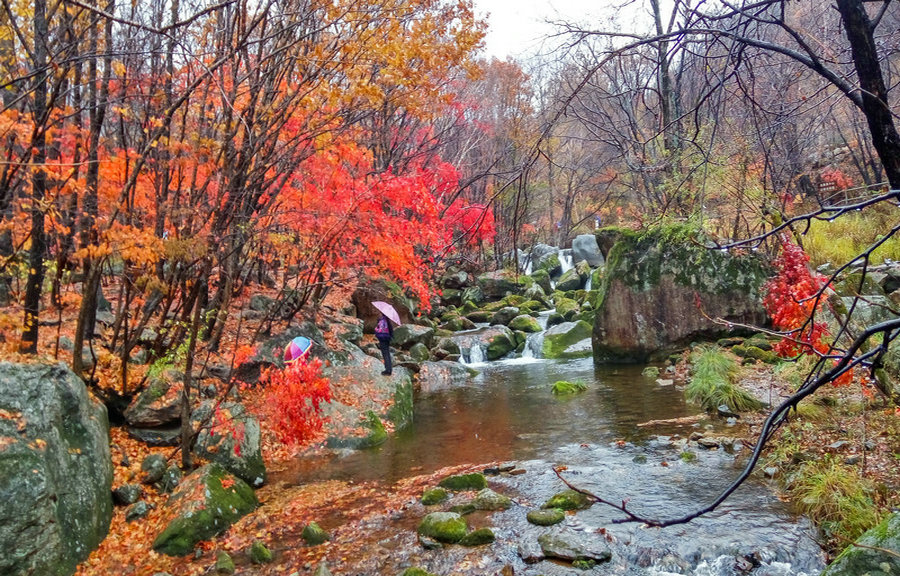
530 269 553 294
438 473 487 491
472 488 512 510
302 521 331 545
822 512 900 575
731 344 778 364
542 489 592 511
551 380 588 395
191 401 266 487
392 325 436 350
440 316 476 332
459 527 495 546
215 551 235 574
486 330 517 360
543 321 594 359
556 268 583 292
399 568 438 576
249 540 272 564
465 310 492 323
509 314 542 332
554 297 580 320
490 306 521 326
152 464 258 556
421 488 450 505
417 512 467 543
593 224 770 363
527 508 565 526
477 270 524 300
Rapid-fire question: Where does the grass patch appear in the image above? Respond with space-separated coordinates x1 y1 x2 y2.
787 457 882 549
803 206 900 268
686 346 764 412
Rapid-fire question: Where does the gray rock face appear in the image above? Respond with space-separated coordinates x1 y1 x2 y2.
593 226 770 362
0 362 113 576
476 270 524 300
448 325 517 362
191 401 266 487
537 530 613 563
392 324 435 350
822 512 900 575
572 234 605 267
555 267 583 292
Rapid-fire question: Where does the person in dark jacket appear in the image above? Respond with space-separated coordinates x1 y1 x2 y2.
374 313 394 375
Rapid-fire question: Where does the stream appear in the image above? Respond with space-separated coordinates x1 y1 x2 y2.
282 354 826 575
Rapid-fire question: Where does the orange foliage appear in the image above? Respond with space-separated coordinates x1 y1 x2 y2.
258 358 332 449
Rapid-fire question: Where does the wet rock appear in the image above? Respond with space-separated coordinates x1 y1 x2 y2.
556 267 583 292
157 465 183 494
538 530 613 564
421 488 449 506
471 488 512 511
114 483 144 506
527 508 565 526
393 325 435 350
126 425 180 447
459 527 495 546
542 489 592 511
152 464 258 556
438 472 487 491
477 270 526 300
542 320 593 359
302 521 331 545
417 512 467 544
417 361 475 393
717 404 740 418
518 538 545 563
490 306 521 326
572 234 605 267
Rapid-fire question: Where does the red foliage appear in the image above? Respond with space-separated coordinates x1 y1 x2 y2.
259 358 332 448
821 168 853 192
763 235 853 386
444 201 496 246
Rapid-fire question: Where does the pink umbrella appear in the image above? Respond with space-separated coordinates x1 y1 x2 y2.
372 301 401 325
284 336 312 364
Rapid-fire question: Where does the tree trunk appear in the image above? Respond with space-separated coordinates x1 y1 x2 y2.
836 0 900 189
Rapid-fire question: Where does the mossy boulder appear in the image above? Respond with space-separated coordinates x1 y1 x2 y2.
490 306 521 326
554 297 580 320
417 512 468 543
409 342 431 362
249 540 272 564
477 270 524 300
421 488 450 505
593 224 770 363
438 472 488 491
542 321 594 359
555 268 583 292
301 521 331 545
731 344 778 364
542 489 592 511
822 512 900 575
459 527 495 546
465 310 492 323
191 401 266 487
471 488 512 511
527 508 565 526
486 329 518 360
216 551 235 574
551 380 588 395
0 362 113 576
440 316 476 332
152 464 258 556
124 368 183 427
530 269 553 294
509 314 541 333
392 325 435 350
400 568 438 576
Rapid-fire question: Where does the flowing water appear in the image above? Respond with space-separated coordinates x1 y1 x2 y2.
286 356 825 575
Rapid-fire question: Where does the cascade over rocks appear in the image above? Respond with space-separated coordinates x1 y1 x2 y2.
592 225 771 362
0 362 113 576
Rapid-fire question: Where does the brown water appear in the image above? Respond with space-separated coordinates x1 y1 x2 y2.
283 356 826 575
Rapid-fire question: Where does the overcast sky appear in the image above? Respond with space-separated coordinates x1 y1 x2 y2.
472 0 605 60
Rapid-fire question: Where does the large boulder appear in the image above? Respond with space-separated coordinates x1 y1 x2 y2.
593 225 770 362
555 268 583 292
448 325 517 362
191 401 265 487
392 324 435 350
476 270 525 301
822 512 900 575
152 464 258 556
543 321 594 359
0 362 113 576
123 368 183 428
572 234 605 267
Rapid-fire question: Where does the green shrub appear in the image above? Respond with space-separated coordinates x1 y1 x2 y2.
686 347 763 412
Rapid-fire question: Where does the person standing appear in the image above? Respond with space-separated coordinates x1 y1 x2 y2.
374 313 394 375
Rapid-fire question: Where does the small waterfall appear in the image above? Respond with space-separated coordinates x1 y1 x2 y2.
461 345 486 365
584 274 593 291
558 249 574 274
521 332 544 359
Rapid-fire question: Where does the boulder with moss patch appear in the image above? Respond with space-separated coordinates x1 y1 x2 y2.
543 321 594 359
417 512 468 543
438 472 487 491
822 512 900 575
542 489 592 511
509 314 541 333
152 464 258 556
593 224 770 363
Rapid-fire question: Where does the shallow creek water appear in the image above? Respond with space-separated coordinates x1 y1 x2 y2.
283 356 826 576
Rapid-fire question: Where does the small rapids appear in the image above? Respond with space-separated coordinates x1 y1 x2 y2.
283 357 825 575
